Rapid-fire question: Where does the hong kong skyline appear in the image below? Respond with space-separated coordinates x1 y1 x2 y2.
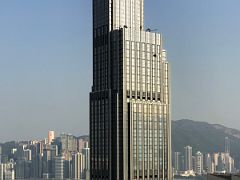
0 0 240 142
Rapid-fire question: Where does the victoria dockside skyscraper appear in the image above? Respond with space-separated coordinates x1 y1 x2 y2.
90 0 172 179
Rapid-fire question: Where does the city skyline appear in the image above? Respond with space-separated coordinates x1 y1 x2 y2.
173 142 236 177
1 0 240 142
0 128 237 179
0 130 90 179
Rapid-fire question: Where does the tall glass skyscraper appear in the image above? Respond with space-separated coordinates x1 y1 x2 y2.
90 0 172 179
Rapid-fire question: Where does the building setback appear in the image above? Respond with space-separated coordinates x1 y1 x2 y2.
90 0 172 179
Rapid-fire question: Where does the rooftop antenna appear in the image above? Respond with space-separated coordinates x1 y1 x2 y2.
146 28 158 32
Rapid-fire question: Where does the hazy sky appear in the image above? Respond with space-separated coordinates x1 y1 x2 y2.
0 0 240 142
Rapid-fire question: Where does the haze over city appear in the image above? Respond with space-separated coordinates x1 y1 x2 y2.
0 0 240 142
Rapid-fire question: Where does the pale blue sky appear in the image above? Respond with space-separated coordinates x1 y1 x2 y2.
0 0 240 142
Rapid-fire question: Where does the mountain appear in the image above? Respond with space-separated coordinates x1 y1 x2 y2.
172 119 240 167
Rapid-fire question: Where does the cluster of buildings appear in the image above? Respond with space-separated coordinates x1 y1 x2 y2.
0 131 89 180
173 137 236 177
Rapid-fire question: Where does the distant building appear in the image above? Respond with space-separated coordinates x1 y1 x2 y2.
195 151 203 175
35 140 45 156
42 144 58 178
225 137 230 154
77 139 84 153
54 156 64 179
23 148 32 161
185 146 193 171
48 131 55 145
82 147 90 178
180 155 185 172
224 153 235 173
174 152 181 173
72 152 85 179
0 155 8 164
0 161 15 180
15 159 31 179
204 153 213 173
212 153 235 173
61 151 72 179
30 142 44 178
192 156 196 173
60 133 77 153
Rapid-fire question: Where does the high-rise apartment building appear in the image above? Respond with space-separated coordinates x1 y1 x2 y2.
48 131 55 145
60 133 77 153
82 147 90 179
184 146 193 171
213 153 235 173
174 152 181 173
90 0 172 179
204 153 213 173
195 151 203 175
72 152 85 179
78 139 88 153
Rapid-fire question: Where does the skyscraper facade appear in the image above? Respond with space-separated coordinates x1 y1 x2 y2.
184 146 193 171
90 0 172 179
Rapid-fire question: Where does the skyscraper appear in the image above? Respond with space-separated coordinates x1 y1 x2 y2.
90 0 172 179
48 131 55 145
184 146 193 171
72 152 85 180
195 151 203 175
204 153 213 173
54 156 64 179
174 152 181 173
82 146 90 179
225 137 230 154
42 144 58 178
